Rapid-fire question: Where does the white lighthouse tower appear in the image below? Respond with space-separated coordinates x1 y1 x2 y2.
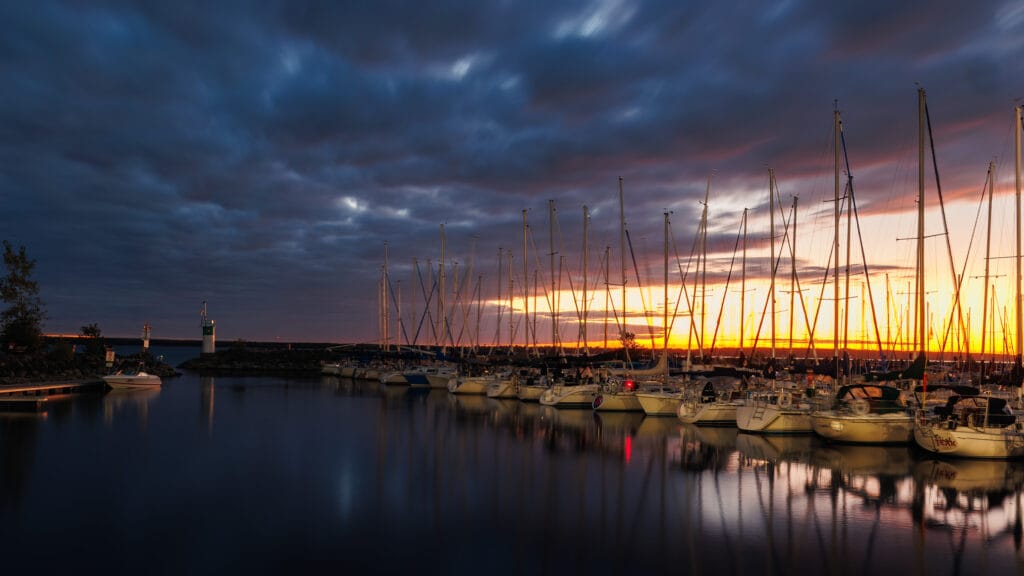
201 301 216 355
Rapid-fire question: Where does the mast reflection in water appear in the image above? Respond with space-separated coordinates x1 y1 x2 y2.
1 372 1022 575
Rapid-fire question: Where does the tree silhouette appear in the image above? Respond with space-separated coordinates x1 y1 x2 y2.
1 241 45 351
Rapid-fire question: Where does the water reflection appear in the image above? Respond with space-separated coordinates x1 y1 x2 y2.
200 374 215 432
4 374 1024 574
0 414 40 514
103 388 160 429
352 379 1024 574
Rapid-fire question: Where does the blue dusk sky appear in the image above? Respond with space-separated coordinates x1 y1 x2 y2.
2 1 1023 345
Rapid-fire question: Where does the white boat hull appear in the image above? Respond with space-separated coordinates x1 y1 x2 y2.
517 384 547 402
448 376 489 395
914 420 1024 459
539 385 599 408
592 391 643 412
486 379 518 399
380 372 409 385
677 401 739 426
103 372 162 390
636 392 683 416
811 411 913 444
736 404 813 433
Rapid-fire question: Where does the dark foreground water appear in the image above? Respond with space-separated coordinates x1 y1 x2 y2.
3 359 1024 574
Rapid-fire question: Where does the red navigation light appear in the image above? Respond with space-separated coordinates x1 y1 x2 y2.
625 379 635 390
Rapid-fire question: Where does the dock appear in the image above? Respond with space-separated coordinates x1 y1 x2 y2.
0 379 107 412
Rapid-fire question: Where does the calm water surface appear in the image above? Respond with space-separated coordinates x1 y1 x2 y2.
2 354 1024 574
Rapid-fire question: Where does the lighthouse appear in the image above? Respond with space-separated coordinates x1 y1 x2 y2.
201 301 216 355
142 322 151 352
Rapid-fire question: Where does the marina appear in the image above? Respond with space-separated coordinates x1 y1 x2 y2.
2 350 1024 574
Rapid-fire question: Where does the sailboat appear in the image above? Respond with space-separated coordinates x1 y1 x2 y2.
810 102 914 444
634 211 688 416
593 180 654 412
913 103 1024 458
735 170 814 433
735 385 815 433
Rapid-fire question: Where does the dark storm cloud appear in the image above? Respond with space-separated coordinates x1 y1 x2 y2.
0 0 1020 342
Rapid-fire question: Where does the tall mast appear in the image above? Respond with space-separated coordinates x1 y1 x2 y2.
508 249 514 352
982 162 994 360
440 224 447 355
619 177 628 360
549 199 558 351
769 168 776 361
845 143 854 355
411 257 418 346
475 274 482 352
522 210 530 352
496 247 503 349
664 211 670 383
916 88 927 362
378 266 384 349
384 242 390 352
604 245 610 350
740 207 748 356
582 205 589 354
790 196 798 357
1016 104 1023 372
833 106 841 377
700 176 711 360
427 258 434 344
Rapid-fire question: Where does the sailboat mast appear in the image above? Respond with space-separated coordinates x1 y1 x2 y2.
701 176 711 360
411 257 418 346
1016 104 1022 371
921 87 929 360
522 210 530 352
440 224 447 355
741 208 748 356
619 177 628 360
549 199 558 351
378 265 384 349
384 242 390 352
769 168 776 360
508 250 514 351
496 247 503 348
604 245 610 350
664 211 670 383
982 162 994 360
583 205 589 354
790 196 798 357
833 107 841 375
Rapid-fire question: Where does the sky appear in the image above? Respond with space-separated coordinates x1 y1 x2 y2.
1 0 1023 350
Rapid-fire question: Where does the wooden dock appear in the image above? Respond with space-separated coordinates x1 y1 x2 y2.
0 379 106 412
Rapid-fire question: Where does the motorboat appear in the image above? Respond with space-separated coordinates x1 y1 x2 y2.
103 369 162 390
